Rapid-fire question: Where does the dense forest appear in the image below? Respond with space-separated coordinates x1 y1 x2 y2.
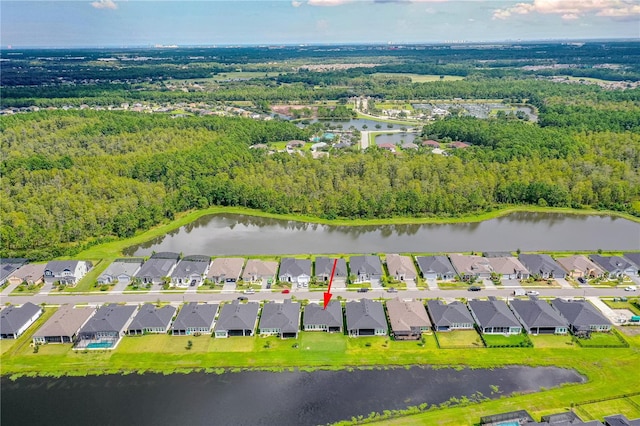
1 43 639 259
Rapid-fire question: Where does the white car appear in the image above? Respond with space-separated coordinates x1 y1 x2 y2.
243 289 255 294
625 286 637 292
525 290 540 296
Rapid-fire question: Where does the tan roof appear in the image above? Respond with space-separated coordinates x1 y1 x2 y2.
557 255 604 276
385 254 417 279
449 254 492 275
242 259 278 279
11 263 46 281
386 298 431 333
487 257 529 275
33 305 94 339
207 258 245 279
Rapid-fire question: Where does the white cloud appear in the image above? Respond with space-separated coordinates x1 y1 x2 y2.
91 0 117 10
291 0 303 6
492 0 640 20
308 0 353 6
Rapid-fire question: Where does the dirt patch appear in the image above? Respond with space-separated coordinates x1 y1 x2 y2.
271 104 317 117
617 325 640 336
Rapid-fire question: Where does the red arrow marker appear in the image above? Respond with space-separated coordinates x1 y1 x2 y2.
323 258 338 309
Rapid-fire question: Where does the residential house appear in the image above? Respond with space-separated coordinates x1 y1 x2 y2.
278 258 312 288
518 254 566 279
551 299 612 334
0 258 27 285
345 299 388 337
487 257 530 280
468 297 522 335
448 254 493 280
385 254 418 283
386 298 431 340
207 257 245 283
172 303 218 335
422 140 440 148
242 259 278 285
127 304 176 335
258 300 300 339
415 256 456 280
0 302 43 339
509 298 568 335
97 258 143 285
378 143 397 153
349 255 383 285
623 253 640 275
214 300 259 338
315 257 348 287
589 255 636 279
604 414 640 426
5 263 45 287
556 255 604 279
426 300 475 332
75 304 137 349
135 252 180 285
43 260 92 286
303 301 343 333
482 252 514 258
33 304 94 344
171 255 210 287
449 141 470 149
401 142 419 150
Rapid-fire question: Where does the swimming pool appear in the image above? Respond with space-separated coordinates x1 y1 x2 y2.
85 341 115 349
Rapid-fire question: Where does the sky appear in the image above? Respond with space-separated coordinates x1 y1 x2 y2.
1 0 639 48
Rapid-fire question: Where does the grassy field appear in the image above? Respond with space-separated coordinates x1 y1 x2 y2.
373 73 465 83
435 330 484 348
603 299 640 315
573 331 628 348
528 334 576 349
575 397 640 421
482 333 531 348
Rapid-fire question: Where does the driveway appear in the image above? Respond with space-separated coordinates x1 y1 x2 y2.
222 281 237 292
555 277 573 289
404 278 417 290
587 296 632 324
111 280 129 293
482 279 497 290
501 279 521 288
1 281 22 296
370 278 382 289
426 279 438 290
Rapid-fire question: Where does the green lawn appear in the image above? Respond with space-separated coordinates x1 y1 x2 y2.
435 330 484 348
438 281 479 290
373 73 465 83
529 334 576 349
64 259 109 293
482 333 532 348
603 299 640 315
576 397 640 421
574 331 628 348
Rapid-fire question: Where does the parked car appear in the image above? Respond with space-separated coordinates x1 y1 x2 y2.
526 290 540 296
190 280 197 287
281 289 290 294
468 286 481 292
357 288 369 293
237 296 248 301
577 277 586 284
243 289 255 294
513 289 526 296
387 287 398 293
625 286 637 292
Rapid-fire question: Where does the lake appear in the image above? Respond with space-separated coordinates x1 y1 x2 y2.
0 366 583 426
124 212 640 256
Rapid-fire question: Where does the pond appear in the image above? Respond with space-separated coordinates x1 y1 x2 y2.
374 132 418 145
0 366 583 426
124 212 640 256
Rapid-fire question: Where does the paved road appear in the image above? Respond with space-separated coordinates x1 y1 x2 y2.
0 286 634 307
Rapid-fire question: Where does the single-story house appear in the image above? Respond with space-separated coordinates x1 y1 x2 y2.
44 260 92 286
345 299 388 337
385 254 418 282
0 258 27 285
518 254 566 279
278 258 312 288
171 255 210 287
303 301 343 333
551 299 612 334
315 257 348 287
75 304 137 349
378 142 397 153
604 414 640 426
509 298 568 335
207 257 245 283
482 252 515 258
242 259 278 284
127 303 176 335
258 300 300 339
350 255 384 285
426 300 475 332
0 302 43 339
33 304 94 344
97 258 143 285
415 256 456 280
214 300 259 338
468 297 522 335
449 141 471 149
171 302 219 335
556 255 605 279
422 140 440 148
135 252 180 285
448 254 493 280
386 298 431 340
401 142 419 150
623 253 640 275
5 263 46 287
487 257 530 280
589 255 636 279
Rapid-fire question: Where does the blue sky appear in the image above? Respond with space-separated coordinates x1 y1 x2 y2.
1 1 639 47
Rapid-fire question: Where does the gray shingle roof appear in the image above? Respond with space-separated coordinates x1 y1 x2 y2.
128 304 176 331
509 299 568 329
623 253 640 269
303 301 343 328
79 304 137 334
135 254 180 280
0 259 27 282
44 260 82 275
0 302 42 335
589 255 634 274
259 300 300 333
550 299 611 328
171 257 210 278
468 299 520 329
518 254 564 277
172 303 218 330
279 258 311 277
426 300 474 328
345 299 387 331
415 256 456 277
349 255 383 275
214 301 259 332
33 305 94 339
315 257 347 277
100 259 143 279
